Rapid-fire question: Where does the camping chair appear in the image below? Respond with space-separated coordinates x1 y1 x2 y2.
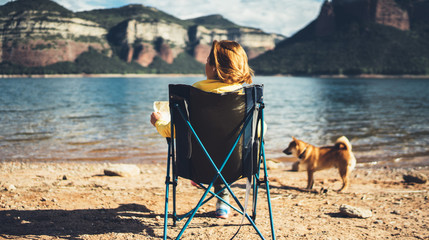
163 84 276 239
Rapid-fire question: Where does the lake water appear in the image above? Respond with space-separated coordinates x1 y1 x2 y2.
1 76 428 168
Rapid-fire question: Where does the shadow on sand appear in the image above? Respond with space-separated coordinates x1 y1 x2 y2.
0 203 161 239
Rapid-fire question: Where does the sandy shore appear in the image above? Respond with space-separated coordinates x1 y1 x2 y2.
0 160 428 239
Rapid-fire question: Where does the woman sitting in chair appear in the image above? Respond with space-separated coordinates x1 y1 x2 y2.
150 39 254 219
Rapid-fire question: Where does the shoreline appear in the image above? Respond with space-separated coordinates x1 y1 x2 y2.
0 73 205 79
316 73 429 79
1 73 429 79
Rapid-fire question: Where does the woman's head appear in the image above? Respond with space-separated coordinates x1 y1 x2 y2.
206 40 254 84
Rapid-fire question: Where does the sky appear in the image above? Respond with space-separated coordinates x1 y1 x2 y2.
0 0 325 37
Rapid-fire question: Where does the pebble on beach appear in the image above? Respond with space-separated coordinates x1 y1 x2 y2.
339 204 373 219
403 172 428 184
103 164 141 177
5 184 16 191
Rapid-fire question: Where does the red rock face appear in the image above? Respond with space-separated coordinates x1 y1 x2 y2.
1 39 107 67
193 44 211 64
125 42 183 67
159 43 174 64
134 43 157 67
375 0 409 31
126 45 134 63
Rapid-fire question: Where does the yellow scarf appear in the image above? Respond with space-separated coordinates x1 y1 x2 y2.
192 79 243 94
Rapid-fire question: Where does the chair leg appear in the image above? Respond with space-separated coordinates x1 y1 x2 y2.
176 181 217 239
176 177 265 239
261 143 276 240
177 185 244 221
164 139 172 240
252 141 264 222
163 176 170 240
252 174 259 221
265 178 276 240
172 176 178 226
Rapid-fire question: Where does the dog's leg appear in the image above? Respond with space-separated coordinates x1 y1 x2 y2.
306 170 315 189
338 165 350 192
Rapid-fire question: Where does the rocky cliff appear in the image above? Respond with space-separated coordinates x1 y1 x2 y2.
109 13 284 67
111 19 189 66
374 0 409 30
279 0 412 47
251 0 429 75
315 0 410 37
189 23 284 63
0 0 284 70
0 1 110 67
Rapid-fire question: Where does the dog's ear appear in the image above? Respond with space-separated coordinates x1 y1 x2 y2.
336 143 346 150
292 136 296 141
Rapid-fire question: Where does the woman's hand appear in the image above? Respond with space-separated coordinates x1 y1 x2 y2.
150 112 162 126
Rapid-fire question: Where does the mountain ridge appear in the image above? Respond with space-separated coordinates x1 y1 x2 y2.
0 0 72 16
1 0 428 76
0 0 283 74
250 0 429 76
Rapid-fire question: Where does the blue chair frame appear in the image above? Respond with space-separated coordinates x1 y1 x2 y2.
163 84 275 239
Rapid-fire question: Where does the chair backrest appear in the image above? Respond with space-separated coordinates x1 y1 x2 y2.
169 84 263 184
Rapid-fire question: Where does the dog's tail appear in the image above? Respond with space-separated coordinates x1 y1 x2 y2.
336 136 356 170
335 136 352 151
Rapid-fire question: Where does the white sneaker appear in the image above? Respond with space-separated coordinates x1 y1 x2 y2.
215 195 230 219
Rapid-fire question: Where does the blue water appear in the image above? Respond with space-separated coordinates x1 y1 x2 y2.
1 76 428 167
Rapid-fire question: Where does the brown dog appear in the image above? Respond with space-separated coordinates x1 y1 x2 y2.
283 136 356 192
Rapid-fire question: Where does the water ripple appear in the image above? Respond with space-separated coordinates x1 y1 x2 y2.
0 76 428 167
